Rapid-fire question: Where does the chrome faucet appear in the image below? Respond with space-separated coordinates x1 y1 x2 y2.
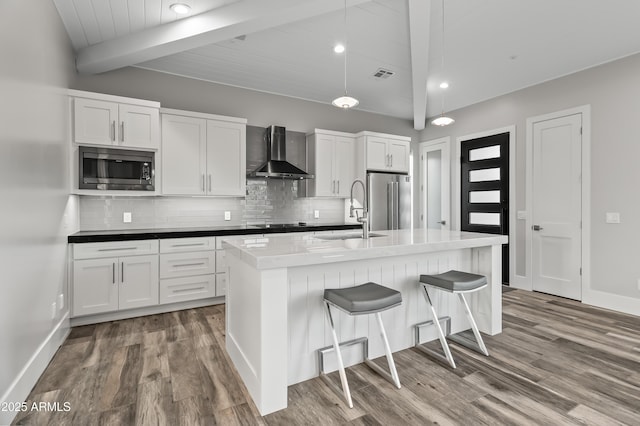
349 179 369 239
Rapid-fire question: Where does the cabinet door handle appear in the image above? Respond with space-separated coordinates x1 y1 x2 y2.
337 180 340 194
173 286 205 293
202 174 205 192
332 180 335 194
120 122 125 142
111 121 116 141
121 261 124 282
390 154 393 167
208 174 212 192
112 262 115 284
174 262 206 268
98 247 136 252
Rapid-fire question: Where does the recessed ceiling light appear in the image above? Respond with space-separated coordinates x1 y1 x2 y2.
439 81 449 89
334 44 345 54
170 3 191 15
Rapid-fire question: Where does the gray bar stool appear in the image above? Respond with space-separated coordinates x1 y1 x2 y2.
318 282 402 408
415 270 489 369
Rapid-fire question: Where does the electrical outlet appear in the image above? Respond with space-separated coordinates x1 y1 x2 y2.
123 212 132 223
314 210 320 219
224 211 231 221
58 294 64 311
605 212 620 224
51 302 57 320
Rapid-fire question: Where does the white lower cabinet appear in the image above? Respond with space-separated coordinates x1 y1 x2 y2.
73 252 159 316
159 237 220 304
160 275 216 305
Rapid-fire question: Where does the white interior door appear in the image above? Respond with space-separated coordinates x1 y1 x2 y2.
420 138 450 229
532 114 582 300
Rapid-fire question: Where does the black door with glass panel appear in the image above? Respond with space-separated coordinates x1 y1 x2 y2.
461 132 509 283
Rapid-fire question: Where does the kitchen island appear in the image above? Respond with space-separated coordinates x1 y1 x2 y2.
222 228 508 415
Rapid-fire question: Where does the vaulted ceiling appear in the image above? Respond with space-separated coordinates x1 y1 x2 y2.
53 0 640 129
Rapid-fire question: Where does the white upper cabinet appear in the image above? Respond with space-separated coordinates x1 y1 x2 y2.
362 132 411 173
161 109 247 197
306 130 356 197
207 120 246 196
72 92 160 150
161 114 207 195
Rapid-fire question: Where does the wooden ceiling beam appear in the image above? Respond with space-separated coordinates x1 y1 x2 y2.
76 0 372 74
408 0 432 130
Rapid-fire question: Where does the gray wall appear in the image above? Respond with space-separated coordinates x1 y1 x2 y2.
73 67 420 138
421 52 640 307
0 0 77 419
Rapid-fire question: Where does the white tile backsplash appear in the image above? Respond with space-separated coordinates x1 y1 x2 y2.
79 179 345 230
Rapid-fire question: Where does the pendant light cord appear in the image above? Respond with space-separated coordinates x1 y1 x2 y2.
440 0 446 115
344 0 348 95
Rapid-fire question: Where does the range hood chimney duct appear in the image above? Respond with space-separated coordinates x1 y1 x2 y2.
248 126 314 179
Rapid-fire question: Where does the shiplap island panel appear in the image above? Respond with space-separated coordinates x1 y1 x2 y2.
222 229 508 415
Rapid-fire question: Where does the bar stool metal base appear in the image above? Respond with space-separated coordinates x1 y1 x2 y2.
319 300 401 408
414 316 455 368
415 279 489 369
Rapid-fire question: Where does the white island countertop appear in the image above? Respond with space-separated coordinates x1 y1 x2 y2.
221 228 508 269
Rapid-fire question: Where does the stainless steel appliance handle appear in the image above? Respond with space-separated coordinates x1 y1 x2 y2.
387 182 392 230
393 181 399 229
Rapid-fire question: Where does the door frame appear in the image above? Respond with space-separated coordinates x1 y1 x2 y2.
525 105 591 296
454 126 516 285
419 137 450 229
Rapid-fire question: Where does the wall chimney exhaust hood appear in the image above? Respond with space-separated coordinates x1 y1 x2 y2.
248 126 314 179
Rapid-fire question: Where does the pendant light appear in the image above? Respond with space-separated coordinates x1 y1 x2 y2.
431 0 454 126
332 0 359 109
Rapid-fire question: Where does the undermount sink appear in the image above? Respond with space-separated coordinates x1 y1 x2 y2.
314 232 386 241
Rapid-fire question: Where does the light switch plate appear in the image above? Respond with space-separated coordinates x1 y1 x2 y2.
605 212 620 224
123 212 132 223
224 211 231 221
314 210 320 219
517 210 527 220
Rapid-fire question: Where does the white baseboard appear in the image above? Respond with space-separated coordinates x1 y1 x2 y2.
0 312 70 426
509 274 531 291
582 289 640 317
70 296 224 326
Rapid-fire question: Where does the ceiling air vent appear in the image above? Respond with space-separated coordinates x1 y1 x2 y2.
373 68 395 79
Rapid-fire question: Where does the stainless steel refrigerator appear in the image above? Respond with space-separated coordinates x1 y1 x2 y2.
367 172 412 231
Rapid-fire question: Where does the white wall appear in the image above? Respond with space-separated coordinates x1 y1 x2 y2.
0 1 76 422
421 52 640 315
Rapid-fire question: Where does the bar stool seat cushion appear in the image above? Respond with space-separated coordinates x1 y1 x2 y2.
420 270 487 292
324 282 401 315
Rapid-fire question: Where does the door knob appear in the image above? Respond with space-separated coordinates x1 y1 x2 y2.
437 220 447 225
532 225 543 231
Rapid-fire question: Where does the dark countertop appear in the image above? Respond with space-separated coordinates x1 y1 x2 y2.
68 222 362 243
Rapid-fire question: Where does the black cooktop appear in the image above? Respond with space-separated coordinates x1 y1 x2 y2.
253 222 308 229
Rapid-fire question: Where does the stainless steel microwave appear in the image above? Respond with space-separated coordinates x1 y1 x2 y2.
79 146 155 191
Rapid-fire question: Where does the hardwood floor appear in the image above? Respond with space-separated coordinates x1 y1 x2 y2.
13 289 640 425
